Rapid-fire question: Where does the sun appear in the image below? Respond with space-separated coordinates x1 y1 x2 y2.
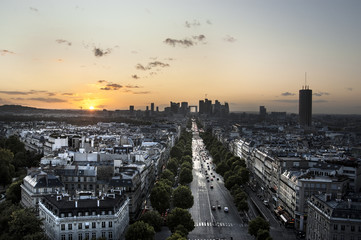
89 106 94 110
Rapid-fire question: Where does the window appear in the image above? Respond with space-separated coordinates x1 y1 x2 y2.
78 233 82 240
108 232 113 240
334 224 338 230
92 232 96 239
351 226 355 232
61 224 65 231
78 223 82 229
92 222 96 229
101 232 106 238
61 234 66 240
109 221 112 228
102 222 106 228
68 224 72 230
68 234 72 240
341 225 345 231
85 233 89 240
333 236 337 240
85 222 89 229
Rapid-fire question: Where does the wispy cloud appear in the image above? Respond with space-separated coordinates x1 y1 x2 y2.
125 85 140 89
281 92 295 96
0 90 48 95
55 39 72 46
1 50 15 56
93 47 112 57
29 7 38 12
62 93 74 96
185 20 200 28
132 91 150 95
98 80 107 83
206 19 212 25
28 97 67 103
224 35 237 43
100 83 122 90
313 92 330 97
346 87 353 91
131 74 140 79
136 61 170 71
272 99 298 103
164 35 206 47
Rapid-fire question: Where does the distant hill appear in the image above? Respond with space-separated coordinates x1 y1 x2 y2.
0 104 40 111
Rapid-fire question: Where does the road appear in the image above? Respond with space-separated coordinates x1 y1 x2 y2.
188 121 252 240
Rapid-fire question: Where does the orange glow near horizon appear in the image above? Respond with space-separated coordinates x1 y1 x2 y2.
89 106 94 110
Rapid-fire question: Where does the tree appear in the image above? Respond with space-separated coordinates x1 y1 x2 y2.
167 158 178 175
170 146 183 160
236 199 249 212
140 211 163 232
9 208 45 240
0 148 15 187
248 217 270 237
167 208 194 233
225 175 239 190
174 224 188 237
150 183 171 213
180 161 192 171
181 155 192 165
256 229 272 240
0 201 20 234
4 136 25 155
215 161 230 176
160 169 175 185
178 168 192 185
6 178 23 204
173 185 194 209
125 221 155 240
239 167 250 185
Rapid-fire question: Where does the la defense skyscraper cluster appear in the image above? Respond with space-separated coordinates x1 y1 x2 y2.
299 84 312 127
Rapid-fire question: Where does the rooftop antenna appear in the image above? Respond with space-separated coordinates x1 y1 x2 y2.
304 72 308 89
205 93 208 99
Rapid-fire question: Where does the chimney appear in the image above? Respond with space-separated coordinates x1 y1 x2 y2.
97 199 100 207
75 200 78 208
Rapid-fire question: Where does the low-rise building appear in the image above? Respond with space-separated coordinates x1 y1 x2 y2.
39 192 129 240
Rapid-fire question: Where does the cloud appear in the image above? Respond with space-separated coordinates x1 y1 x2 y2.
47 92 56 97
1 50 15 56
98 80 107 83
164 35 206 47
62 93 74 96
224 35 237 43
164 38 194 47
28 97 67 103
185 20 200 28
206 19 212 25
131 74 140 79
272 99 298 103
346 88 353 91
100 83 122 90
29 7 38 12
193 34 206 42
281 92 295 96
132 91 150 95
131 50 138 54
93 47 112 57
55 39 72 46
0 90 47 95
313 92 330 97
135 61 170 71
125 85 140 89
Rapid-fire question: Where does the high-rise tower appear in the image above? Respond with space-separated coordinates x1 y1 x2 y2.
299 85 312 127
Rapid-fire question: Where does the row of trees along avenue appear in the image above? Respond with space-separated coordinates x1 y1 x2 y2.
0 136 45 239
200 128 273 240
125 123 195 240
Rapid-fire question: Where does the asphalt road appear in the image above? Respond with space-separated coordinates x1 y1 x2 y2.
188 122 252 240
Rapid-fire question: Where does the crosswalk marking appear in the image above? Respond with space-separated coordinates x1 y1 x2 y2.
194 222 248 228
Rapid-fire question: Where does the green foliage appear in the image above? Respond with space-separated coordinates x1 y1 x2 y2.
167 158 179 175
0 148 15 187
6 178 23 204
0 201 20 234
173 185 194 209
180 155 192 165
225 175 239 190
256 229 272 240
174 225 188 237
170 146 183 160
248 217 270 237
160 169 175 185
9 208 45 240
178 167 193 185
236 199 249 212
180 161 192 171
167 208 194 233
238 167 250 185
215 161 230 177
150 182 171 213
167 232 187 240
140 210 163 232
125 221 155 240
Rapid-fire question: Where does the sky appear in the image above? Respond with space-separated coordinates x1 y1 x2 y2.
1 0 361 114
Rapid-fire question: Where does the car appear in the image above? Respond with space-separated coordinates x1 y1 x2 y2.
217 204 221 209
224 207 229 212
211 178 213 181
263 200 269 207
207 179 210 182
216 177 219 181
211 205 216 210
210 185 214 189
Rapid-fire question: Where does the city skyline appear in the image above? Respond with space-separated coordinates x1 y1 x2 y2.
1 0 361 114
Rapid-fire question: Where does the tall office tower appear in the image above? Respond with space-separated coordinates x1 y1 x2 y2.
199 100 205 114
299 85 312 127
129 105 134 112
151 103 154 112
181 102 188 114
260 106 267 120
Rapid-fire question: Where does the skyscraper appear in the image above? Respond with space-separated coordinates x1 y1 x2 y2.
151 103 154 112
299 85 312 127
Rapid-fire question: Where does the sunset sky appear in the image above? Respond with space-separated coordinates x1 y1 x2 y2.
1 0 361 114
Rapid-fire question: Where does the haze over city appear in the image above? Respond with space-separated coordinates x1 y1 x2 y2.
1 0 361 114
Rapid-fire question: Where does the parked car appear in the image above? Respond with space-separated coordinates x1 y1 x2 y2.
212 205 216 210
224 207 229 213
210 185 214 189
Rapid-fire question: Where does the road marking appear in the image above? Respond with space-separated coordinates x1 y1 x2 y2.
194 222 237 227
